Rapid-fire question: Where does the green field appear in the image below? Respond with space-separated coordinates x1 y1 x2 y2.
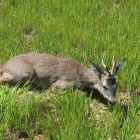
0 0 140 139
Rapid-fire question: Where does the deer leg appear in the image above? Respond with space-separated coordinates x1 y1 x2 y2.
0 71 34 85
0 73 14 84
0 76 7 83
51 80 74 91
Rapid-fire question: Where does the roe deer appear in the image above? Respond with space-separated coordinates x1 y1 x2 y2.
0 53 125 103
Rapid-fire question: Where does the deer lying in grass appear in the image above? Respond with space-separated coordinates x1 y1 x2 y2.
0 53 125 103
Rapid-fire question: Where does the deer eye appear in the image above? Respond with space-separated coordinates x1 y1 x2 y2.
103 86 108 90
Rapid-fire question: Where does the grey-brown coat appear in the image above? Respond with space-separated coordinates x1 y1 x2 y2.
0 53 125 103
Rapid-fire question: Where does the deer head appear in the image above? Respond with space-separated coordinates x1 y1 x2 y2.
90 53 126 103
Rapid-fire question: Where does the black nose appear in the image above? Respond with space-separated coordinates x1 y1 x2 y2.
109 98 116 105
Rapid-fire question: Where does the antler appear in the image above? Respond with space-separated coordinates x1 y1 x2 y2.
111 52 116 75
102 54 110 73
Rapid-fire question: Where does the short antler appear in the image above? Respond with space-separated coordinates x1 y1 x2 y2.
111 52 116 75
102 54 110 73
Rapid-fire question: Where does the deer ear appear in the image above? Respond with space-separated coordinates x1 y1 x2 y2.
115 59 126 75
89 61 103 76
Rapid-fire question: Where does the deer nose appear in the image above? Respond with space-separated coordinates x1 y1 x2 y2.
109 98 116 104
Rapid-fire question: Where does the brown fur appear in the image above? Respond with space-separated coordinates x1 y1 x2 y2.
0 53 125 103
0 53 97 90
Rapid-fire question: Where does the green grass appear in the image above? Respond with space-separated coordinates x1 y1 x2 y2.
0 0 140 139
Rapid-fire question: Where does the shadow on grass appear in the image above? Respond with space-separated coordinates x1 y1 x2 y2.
86 89 109 106
86 89 129 114
86 89 131 130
